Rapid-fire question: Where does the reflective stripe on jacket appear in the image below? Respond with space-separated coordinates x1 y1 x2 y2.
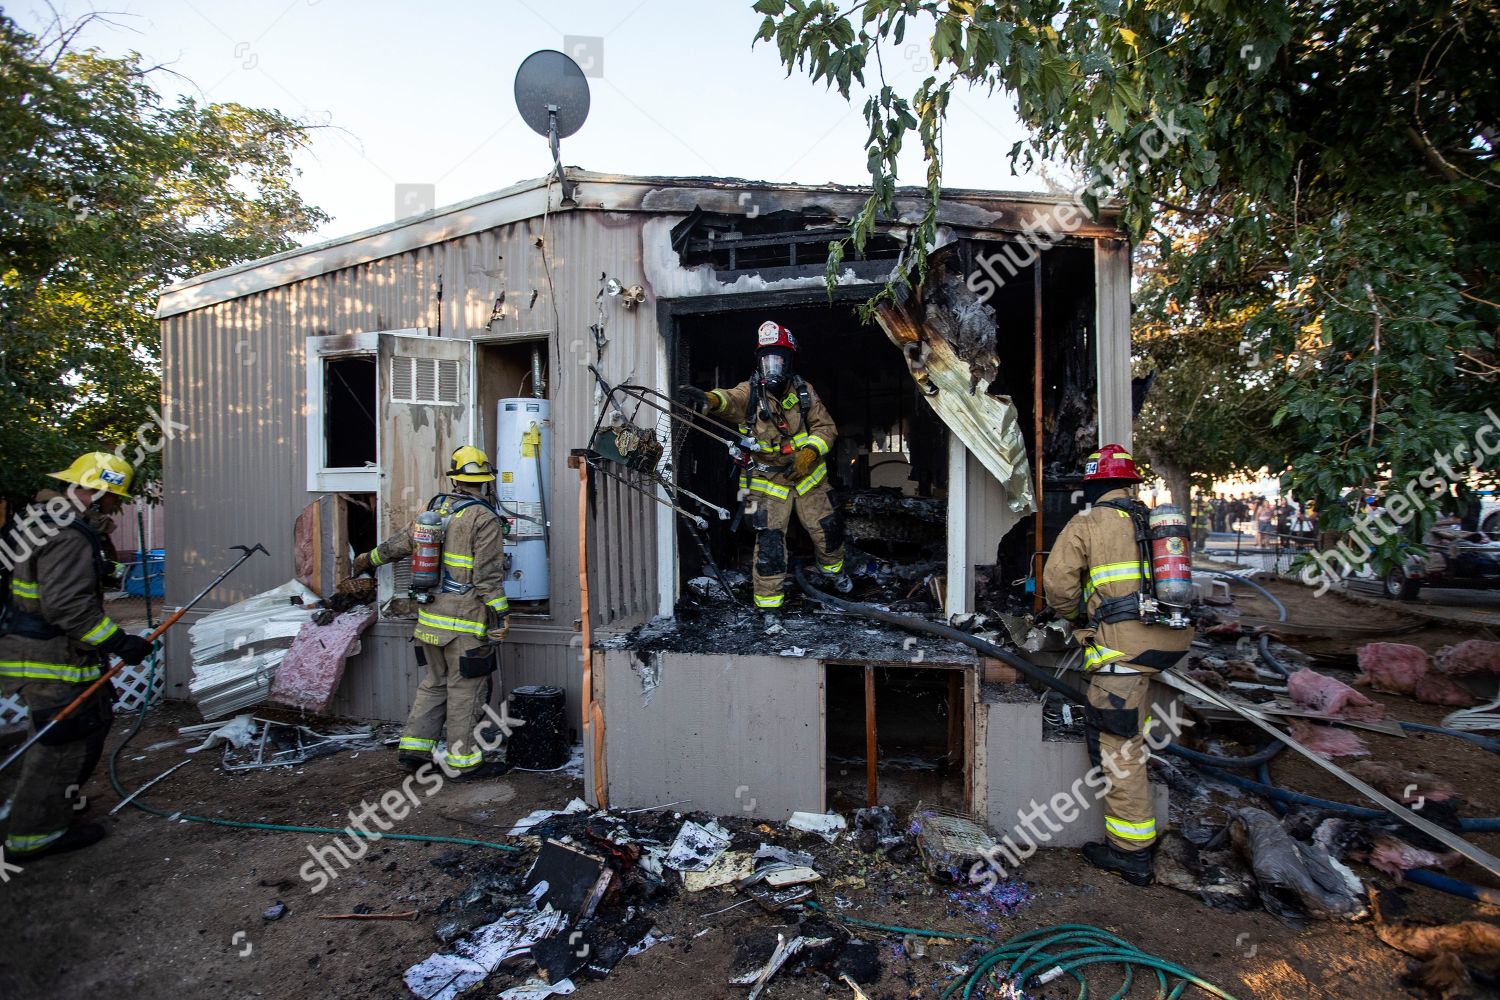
1041 488 1192 670
366 491 510 647
0 492 113 683
708 378 838 493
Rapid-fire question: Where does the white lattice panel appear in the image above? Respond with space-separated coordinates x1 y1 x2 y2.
0 646 162 726
0 692 25 727
111 650 165 715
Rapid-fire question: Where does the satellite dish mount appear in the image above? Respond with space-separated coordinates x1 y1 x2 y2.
515 50 591 205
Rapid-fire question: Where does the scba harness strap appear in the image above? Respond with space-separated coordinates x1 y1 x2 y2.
1086 498 1155 628
0 512 109 640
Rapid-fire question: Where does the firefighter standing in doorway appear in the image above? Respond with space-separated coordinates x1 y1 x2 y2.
1 452 154 859
351 446 511 779
1042 444 1193 885
679 321 852 632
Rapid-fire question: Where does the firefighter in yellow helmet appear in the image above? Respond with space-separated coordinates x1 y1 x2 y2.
1042 445 1192 886
678 321 851 633
351 446 512 779
1 452 153 859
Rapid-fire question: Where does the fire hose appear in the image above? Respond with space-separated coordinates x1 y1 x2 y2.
794 566 1085 704
0 543 269 775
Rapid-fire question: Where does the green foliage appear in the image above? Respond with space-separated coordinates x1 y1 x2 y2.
754 0 1500 567
0 14 327 506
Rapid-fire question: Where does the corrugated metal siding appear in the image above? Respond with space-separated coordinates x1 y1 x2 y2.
161 208 660 722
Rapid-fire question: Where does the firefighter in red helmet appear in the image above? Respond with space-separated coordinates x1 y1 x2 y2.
1042 444 1192 885
679 321 851 632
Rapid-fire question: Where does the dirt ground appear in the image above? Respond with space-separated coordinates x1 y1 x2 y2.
2 586 1498 1000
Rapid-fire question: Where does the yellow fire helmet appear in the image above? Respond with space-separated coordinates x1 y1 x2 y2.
49 451 134 498
448 445 496 483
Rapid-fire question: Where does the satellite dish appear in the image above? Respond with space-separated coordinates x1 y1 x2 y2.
515 49 591 138
514 50 590 203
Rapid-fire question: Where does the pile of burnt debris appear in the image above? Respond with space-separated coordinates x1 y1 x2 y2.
606 597 980 663
403 801 1033 1000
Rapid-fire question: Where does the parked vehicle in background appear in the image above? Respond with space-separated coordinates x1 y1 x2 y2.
1381 521 1500 600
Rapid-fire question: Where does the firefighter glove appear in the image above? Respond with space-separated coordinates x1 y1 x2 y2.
793 446 820 479
104 632 154 666
677 385 709 409
352 552 373 576
486 619 510 643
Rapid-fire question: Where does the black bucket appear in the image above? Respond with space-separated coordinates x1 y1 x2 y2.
506 685 568 770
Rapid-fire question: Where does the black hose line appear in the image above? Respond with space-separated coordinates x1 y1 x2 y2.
1256 632 1294 678
793 566 1086 704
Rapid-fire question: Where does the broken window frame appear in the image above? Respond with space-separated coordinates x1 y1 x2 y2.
305 332 385 492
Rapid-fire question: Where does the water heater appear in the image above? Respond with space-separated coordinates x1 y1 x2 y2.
496 397 551 600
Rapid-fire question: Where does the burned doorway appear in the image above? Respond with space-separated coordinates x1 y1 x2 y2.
669 296 951 616
825 662 968 815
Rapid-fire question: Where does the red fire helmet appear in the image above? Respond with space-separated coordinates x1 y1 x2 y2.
755 320 797 353
1083 444 1142 482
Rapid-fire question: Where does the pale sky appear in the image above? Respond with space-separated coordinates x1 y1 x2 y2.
15 0 1052 244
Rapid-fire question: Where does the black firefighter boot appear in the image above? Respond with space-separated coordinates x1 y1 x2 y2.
1081 841 1155 886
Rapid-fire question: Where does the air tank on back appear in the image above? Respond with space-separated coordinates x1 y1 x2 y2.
496 397 551 601
1148 504 1193 626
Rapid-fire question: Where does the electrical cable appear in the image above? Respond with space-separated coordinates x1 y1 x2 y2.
106 662 518 854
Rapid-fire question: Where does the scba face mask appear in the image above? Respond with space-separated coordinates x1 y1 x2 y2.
756 350 792 397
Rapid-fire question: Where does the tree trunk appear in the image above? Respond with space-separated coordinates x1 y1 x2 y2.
1141 446 1193 510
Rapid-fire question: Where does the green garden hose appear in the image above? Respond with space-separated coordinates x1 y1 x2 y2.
105 661 518 853
808 904 1239 1000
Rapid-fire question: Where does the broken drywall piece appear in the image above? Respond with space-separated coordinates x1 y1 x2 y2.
402 952 488 1000
665 819 732 871
778 646 807 657
498 979 576 1000
788 811 847 843
683 851 755 892
268 605 377 713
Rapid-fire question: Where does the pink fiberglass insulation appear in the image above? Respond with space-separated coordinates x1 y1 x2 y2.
1365 837 1461 877
1355 643 1429 695
1414 672 1476 707
269 605 377 714
1288 719 1369 758
1434 639 1500 676
1287 668 1378 717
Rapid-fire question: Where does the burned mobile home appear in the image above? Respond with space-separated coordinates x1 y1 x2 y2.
156 170 1145 842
